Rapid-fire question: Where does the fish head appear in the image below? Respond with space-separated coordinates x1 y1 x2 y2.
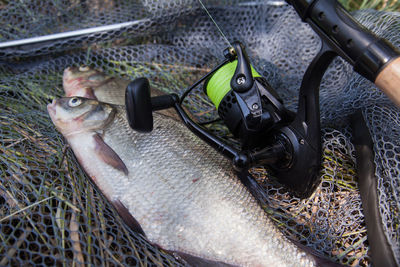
47 96 115 136
63 66 108 98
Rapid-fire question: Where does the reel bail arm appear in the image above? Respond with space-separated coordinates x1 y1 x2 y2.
230 42 254 93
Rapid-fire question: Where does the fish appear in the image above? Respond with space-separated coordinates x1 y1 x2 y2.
47 96 341 267
63 66 128 104
63 66 179 120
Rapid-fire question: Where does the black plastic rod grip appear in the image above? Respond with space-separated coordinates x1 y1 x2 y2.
286 0 400 82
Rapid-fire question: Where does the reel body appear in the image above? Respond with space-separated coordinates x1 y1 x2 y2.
125 41 322 198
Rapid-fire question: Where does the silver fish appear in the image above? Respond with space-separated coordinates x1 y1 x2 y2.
63 66 179 120
47 96 339 267
63 66 129 104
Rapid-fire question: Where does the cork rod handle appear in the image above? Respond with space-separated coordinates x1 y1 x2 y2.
375 57 400 107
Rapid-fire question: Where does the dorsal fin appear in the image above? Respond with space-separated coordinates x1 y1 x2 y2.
93 133 128 175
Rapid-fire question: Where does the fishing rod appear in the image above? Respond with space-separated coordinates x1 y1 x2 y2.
286 0 400 106
123 1 399 265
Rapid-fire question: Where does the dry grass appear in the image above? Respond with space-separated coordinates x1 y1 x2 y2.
339 0 400 11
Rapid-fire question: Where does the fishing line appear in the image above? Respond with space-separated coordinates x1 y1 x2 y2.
197 0 233 48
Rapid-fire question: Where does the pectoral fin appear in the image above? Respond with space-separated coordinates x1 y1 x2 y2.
112 199 146 236
93 133 128 175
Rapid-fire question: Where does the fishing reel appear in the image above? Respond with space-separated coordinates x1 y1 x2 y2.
125 41 322 198
123 0 400 265
203 43 294 149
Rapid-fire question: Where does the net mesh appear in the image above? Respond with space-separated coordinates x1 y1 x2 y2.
0 1 399 266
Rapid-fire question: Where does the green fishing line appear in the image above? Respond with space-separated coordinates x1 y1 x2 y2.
205 60 261 109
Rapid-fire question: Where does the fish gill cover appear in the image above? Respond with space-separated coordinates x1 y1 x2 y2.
0 0 399 266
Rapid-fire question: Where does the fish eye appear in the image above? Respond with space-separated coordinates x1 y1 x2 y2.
79 66 90 72
68 97 82 107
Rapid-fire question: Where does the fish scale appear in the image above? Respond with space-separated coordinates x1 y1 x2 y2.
47 96 333 266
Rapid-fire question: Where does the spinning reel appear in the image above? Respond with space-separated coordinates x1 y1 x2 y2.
126 1 400 265
125 41 322 198
125 0 400 201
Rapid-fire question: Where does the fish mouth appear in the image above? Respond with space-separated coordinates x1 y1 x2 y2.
47 99 57 117
63 67 79 83
63 67 73 78
63 66 78 75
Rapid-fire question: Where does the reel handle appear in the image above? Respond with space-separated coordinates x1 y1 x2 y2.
125 77 177 132
151 94 178 111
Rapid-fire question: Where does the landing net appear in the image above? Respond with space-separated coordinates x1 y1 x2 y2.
1 1 399 266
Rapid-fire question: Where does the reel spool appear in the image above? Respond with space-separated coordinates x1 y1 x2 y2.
204 43 294 149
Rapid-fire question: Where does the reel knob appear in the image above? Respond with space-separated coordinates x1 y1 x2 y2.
125 78 179 132
126 78 154 132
